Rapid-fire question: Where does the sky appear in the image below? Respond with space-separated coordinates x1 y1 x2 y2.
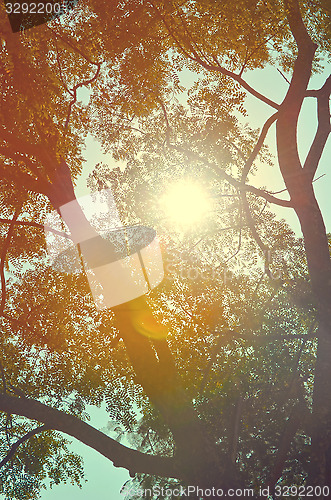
2 35 330 500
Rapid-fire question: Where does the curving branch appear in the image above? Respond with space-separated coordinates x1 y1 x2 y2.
0 218 71 239
170 142 292 207
0 425 47 469
45 26 102 132
46 26 100 67
0 393 178 479
303 74 331 182
276 0 318 193
54 38 74 97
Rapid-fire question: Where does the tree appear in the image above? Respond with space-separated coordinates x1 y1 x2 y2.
0 0 330 498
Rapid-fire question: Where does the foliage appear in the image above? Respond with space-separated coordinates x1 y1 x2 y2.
0 0 330 498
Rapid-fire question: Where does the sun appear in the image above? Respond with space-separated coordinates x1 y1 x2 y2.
161 180 211 228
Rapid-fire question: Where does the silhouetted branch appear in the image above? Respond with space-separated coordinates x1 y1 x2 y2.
54 38 74 96
0 425 47 469
267 401 308 490
149 1 279 109
277 68 291 85
46 26 100 66
0 218 70 239
241 194 270 276
64 62 101 131
241 112 278 183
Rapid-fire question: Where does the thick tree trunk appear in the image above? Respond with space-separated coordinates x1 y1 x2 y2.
279 133 331 491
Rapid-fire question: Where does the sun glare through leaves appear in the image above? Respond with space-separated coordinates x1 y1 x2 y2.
160 180 211 229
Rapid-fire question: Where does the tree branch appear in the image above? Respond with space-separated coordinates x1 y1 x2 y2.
267 401 308 490
210 55 280 110
0 126 49 168
0 218 71 239
64 61 101 131
0 393 178 479
0 206 22 316
230 396 244 464
170 143 292 207
303 74 331 182
241 193 271 276
241 112 278 183
0 425 47 469
276 0 318 195
46 26 101 67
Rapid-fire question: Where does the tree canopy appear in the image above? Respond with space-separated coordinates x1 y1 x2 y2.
0 0 331 499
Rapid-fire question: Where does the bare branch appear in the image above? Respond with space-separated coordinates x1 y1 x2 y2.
303 74 331 182
170 143 292 207
230 396 244 464
0 218 71 239
0 425 47 469
0 393 178 479
277 67 291 85
149 1 279 110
